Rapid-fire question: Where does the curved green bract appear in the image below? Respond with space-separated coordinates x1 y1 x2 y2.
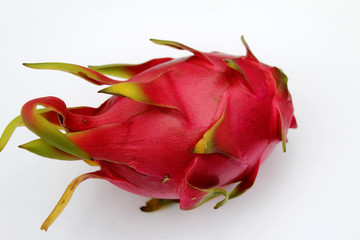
192 105 238 160
150 38 190 50
277 106 287 152
88 58 173 79
0 109 52 152
41 172 105 231
99 81 181 112
99 82 149 103
224 59 255 93
150 38 213 66
229 160 260 199
23 62 119 85
88 64 134 79
192 109 225 154
241 35 258 62
192 185 229 209
19 138 80 160
140 198 178 212
21 101 92 160
0 115 23 152
272 67 289 96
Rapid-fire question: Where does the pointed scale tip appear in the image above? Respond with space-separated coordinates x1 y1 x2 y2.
22 63 44 69
22 62 120 85
18 138 82 161
140 199 177 212
214 197 228 209
277 107 287 153
97 88 107 94
40 172 104 231
149 38 185 50
240 36 258 62
0 115 24 152
290 116 298 129
224 59 256 94
149 38 160 46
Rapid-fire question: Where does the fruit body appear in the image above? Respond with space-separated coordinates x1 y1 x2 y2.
0 37 296 230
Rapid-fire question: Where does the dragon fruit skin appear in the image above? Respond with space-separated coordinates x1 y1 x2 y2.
0 37 296 230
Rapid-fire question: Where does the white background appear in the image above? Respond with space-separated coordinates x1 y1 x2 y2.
1 0 359 239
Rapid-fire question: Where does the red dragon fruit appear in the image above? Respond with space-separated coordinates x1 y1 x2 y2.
0 36 297 231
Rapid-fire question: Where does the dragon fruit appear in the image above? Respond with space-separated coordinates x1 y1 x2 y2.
0 36 296 231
